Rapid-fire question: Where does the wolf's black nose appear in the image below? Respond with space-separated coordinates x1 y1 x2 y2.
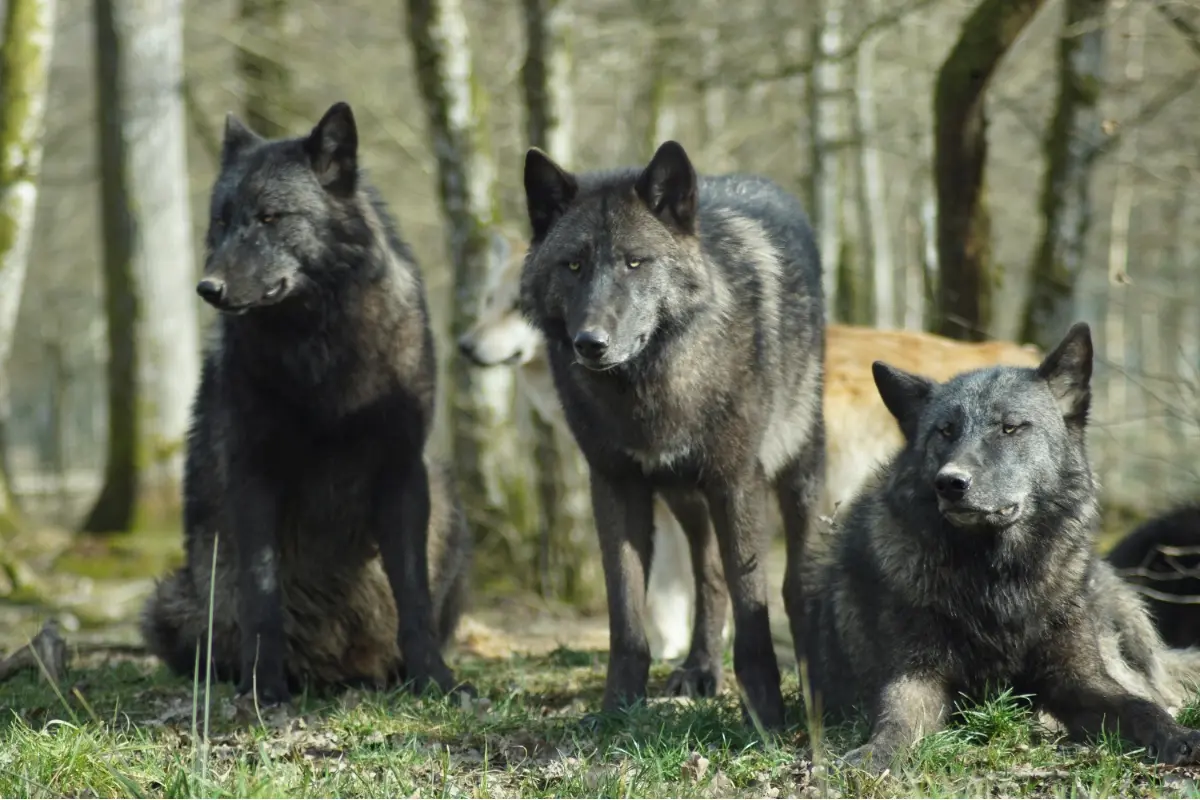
934 468 972 502
196 278 226 305
573 330 609 360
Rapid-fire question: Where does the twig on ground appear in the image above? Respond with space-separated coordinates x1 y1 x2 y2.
0 620 69 684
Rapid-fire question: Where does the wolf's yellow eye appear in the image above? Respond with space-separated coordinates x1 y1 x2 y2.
1002 423 1018 435
566 261 580 271
259 213 276 224
626 257 642 269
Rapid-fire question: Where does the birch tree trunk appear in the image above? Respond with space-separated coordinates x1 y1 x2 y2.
0 0 58 530
1102 4 1146 465
407 0 535 552
237 0 298 138
520 0 597 603
934 0 1048 341
120 0 199 510
1019 0 1109 351
855 0 896 329
808 0 848 319
82 0 140 533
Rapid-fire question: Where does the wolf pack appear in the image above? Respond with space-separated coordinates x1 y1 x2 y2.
138 100 1200 771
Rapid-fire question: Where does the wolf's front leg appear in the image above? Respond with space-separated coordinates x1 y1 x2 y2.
592 471 656 714
376 457 470 698
660 487 727 698
229 470 290 706
706 468 785 730
1035 638 1200 765
841 674 951 771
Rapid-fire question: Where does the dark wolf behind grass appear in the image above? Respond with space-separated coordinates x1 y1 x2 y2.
1107 502 1200 649
797 322 1200 770
519 140 825 729
140 102 471 705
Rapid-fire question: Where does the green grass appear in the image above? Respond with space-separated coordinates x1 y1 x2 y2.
3 648 1200 798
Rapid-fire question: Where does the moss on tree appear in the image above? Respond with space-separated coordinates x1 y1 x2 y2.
1 0 57 534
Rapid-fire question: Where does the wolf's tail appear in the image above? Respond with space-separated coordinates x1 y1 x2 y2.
139 568 234 681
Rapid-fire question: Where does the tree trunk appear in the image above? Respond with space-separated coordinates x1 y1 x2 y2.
406 0 534 552
808 0 849 319
119 0 199 513
1019 0 1109 351
237 0 299 138
520 0 574 164
1101 4 1146 459
81 0 140 534
520 0 596 603
855 0 896 329
934 0 1047 341
0 0 57 531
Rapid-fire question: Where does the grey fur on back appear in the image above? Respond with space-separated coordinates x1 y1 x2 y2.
139 102 471 700
519 141 825 729
797 322 1200 769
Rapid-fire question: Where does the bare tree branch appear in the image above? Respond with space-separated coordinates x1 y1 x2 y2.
713 0 942 89
1097 65 1200 157
1154 0 1200 60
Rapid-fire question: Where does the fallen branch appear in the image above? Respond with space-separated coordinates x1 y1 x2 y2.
0 620 69 683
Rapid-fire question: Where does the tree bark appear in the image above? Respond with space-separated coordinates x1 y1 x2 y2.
237 0 299 138
81 0 140 534
120 0 200 505
808 0 849 319
1101 4 1146 451
520 0 574 165
1020 0 1109 351
406 0 534 550
520 0 596 602
855 0 896 329
0 0 57 531
934 0 1048 341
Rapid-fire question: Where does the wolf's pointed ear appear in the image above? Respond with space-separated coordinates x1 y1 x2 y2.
221 113 263 166
1036 321 1093 426
872 361 936 441
524 148 577 241
305 102 358 194
635 140 698 234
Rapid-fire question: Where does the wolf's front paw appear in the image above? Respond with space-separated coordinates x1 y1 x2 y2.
1149 727 1200 765
665 659 723 698
838 742 893 773
235 674 292 707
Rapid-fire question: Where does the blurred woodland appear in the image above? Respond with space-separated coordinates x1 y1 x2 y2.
1 0 1199 613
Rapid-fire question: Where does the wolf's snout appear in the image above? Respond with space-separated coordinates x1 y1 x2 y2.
573 329 610 360
934 467 972 502
197 278 226 306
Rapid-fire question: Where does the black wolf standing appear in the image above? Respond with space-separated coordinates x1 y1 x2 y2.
519 141 826 728
1107 503 1200 649
798 322 1200 769
140 102 471 704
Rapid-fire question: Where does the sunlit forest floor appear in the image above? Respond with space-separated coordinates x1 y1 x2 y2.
4 523 1198 798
